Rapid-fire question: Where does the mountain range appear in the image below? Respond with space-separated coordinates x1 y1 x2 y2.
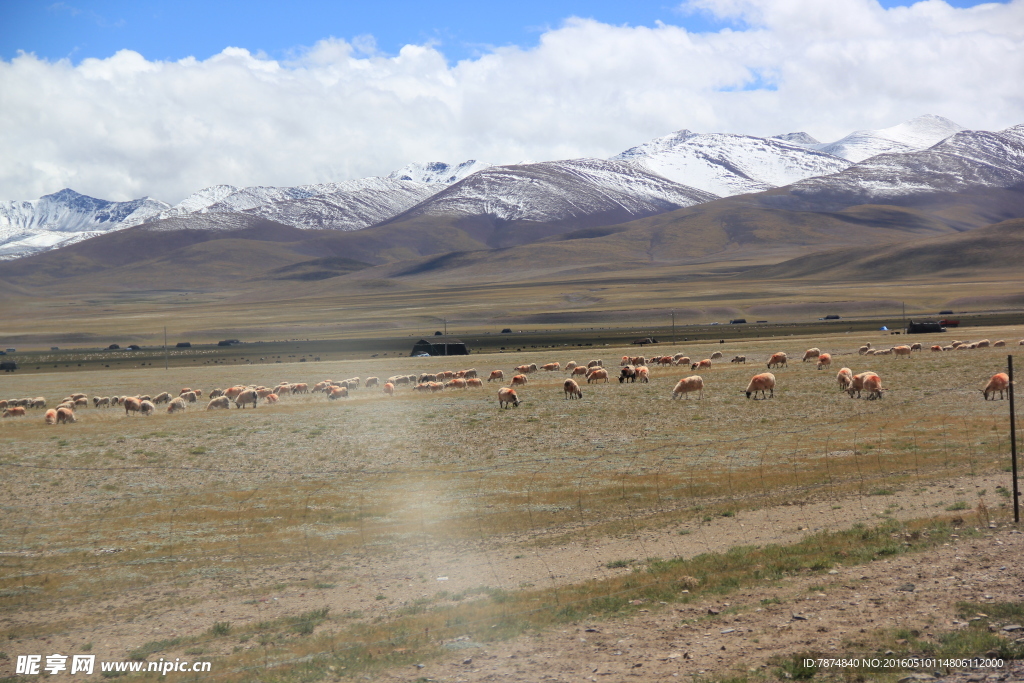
2 114 999 263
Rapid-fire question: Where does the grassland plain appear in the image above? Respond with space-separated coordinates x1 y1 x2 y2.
0 327 1022 682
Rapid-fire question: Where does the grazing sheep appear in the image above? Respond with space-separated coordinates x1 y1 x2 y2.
96 397 110 408
767 352 788 369
571 366 589 377
3 407 27 417
910 343 922 351
993 340 1006 347
563 378 582 400
745 373 776 399
858 345 871 355
207 396 231 410
674 356 691 367
541 362 560 371
70 393 86 401
587 359 603 368
179 388 192 395
802 348 820 362
92 396 100 407
123 397 143 416
731 356 746 364
487 370 504 382
181 391 198 403
328 386 349 400
56 407 76 424
208 388 224 399
930 345 943 352
636 366 650 383
224 386 245 400
139 400 156 415
235 389 259 409
837 367 854 391
44 409 58 424
510 374 528 387
265 393 279 404
710 351 724 360
0 400 6 410
74 397 88 408
982 372 1010 400
292 383 309 394
29 397 46 409
445 378 468 390
619 366 637 383
691 359 712 371
363 377 379 388
892 345 912 358
620 356 631 366
672 376 704 400
862 374 884 400
466 378 483 388
977 339 991 348
256 388 274 399
816 353 832 370
153 392 171 404
498 387 520 409
847 372 879 399
167 397 187 413
565 361 578 373
586 368 609 383
382 382 395 396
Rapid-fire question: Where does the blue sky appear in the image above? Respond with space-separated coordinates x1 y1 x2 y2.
1 0 1021 203
0 0 1007 64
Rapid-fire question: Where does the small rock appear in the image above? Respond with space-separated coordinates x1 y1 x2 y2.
721 628 735 634
896 583 915 592
828 569 839 575
1002 624 1023 632
462 657 472 665
792 614 808 621
708 608 720 615
898 675 936 682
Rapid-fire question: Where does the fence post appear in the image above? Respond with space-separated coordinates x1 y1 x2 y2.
1009 355 1020 524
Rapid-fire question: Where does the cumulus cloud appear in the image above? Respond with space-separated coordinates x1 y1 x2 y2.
1 0 1021 203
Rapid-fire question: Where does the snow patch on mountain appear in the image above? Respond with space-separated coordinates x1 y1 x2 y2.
388 160 491 184
614 132 851 197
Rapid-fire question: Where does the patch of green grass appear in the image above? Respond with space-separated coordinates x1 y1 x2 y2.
128 637 183 661
945 501 968 511
209 621 230 636
605 559 634 569
188 447 207 455
771 653 818 680
869 488 895 496
289 607 330 635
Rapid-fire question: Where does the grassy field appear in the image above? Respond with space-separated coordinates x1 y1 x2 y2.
0 325 1021 681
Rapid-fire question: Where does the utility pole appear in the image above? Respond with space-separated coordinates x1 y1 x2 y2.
444 318 448 357
1009 355 1020 524
672 311 675 345
164 327 168 370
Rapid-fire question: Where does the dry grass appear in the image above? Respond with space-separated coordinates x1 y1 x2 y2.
0 326 1020 680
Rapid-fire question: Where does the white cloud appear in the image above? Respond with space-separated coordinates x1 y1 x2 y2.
1 0 1021 203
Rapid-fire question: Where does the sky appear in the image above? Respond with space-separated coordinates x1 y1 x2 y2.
1 0 1021 203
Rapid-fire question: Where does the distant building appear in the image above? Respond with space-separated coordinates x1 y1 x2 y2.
906 320 946 334
1 360 17 372
410 339 469 356
176 342 191 348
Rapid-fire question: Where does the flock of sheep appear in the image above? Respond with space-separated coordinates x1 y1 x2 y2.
2 336 1018 423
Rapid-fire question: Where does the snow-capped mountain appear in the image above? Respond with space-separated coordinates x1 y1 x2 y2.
614 131 852 197
787 114 965 163
392 158 718 225
0 189 169 260
388 160 491 184
0 115 1014 262
221 178 439 232
768 124 1024 211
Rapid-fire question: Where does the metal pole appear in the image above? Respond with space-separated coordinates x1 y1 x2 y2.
164 327 168 370
444 318 448 357
672 311 675 345
1009 355 1020 524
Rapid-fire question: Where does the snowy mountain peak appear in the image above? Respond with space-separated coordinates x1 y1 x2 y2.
772 132 820 145
613 130 850 197
388 160 492 184
809 114 965 163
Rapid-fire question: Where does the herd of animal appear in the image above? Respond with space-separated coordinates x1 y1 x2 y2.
2 337 1018 422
